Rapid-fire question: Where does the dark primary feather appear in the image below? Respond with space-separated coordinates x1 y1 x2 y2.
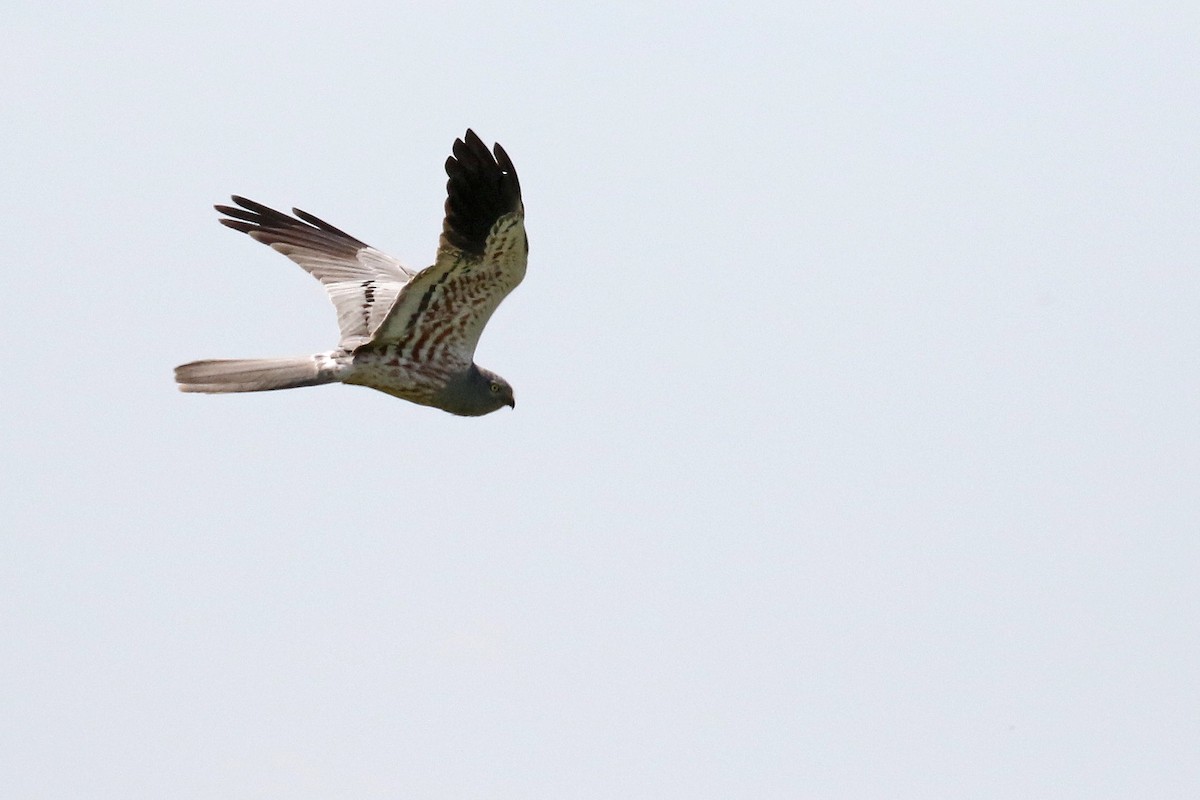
442 129 523 256
215 195 368 257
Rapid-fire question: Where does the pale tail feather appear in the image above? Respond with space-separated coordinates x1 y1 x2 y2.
175 355 341 393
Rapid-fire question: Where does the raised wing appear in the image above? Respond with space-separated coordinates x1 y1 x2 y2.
367 130 526 369
216 196 418 349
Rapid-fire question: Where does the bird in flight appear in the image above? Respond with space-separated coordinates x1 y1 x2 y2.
175 129 526 416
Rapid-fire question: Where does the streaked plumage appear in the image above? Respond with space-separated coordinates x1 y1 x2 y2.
174 130 526 416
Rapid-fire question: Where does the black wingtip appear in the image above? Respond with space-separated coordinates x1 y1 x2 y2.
442 130 522 255
211 195 368 252
218 218 256 234
215 198 274 226
228 195 266 212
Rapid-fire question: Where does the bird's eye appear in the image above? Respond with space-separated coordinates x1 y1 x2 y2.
490 383 500 393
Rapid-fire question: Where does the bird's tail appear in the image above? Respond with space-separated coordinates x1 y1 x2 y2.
174 354 345 393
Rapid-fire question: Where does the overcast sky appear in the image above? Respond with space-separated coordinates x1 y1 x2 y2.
3 2 1199 798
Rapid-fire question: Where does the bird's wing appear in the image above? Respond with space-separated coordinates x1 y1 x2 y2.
366 130 526 371
216 196 418 349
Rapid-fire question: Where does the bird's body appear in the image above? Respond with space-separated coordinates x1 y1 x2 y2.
175 130 526 416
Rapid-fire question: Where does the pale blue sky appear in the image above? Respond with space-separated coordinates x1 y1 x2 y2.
3 2 1199 797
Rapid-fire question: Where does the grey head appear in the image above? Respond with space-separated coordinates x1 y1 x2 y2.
434 364 516 416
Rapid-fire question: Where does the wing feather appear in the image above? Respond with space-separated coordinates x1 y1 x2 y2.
215 196 416 348
368 130 526 368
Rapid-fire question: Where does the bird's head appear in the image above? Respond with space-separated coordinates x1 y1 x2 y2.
437 365 515 416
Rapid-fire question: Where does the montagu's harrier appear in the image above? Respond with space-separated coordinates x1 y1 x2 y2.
175 129 526 416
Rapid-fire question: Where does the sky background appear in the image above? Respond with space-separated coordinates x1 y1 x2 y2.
3 2 1199 797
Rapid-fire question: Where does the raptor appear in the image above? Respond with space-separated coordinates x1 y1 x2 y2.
175 129 526 416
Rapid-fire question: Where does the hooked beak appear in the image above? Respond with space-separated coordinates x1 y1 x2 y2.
507 396 516 409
